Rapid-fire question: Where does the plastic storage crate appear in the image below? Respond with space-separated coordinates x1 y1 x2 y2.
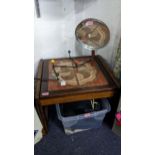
56 99 111 135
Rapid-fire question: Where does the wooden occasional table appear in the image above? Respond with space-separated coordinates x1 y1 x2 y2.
34 55 120 135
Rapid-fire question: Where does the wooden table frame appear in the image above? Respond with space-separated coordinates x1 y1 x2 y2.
34 55 120 135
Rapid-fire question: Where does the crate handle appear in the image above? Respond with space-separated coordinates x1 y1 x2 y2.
107 102 111 112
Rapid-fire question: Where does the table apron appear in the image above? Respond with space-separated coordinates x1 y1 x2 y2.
39 91 115 106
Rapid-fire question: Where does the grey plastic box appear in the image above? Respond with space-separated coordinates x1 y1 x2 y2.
56 99 111 135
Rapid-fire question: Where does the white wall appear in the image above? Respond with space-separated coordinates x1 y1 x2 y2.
34 0 121 75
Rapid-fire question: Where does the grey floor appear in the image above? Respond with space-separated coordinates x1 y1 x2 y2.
35 110 121 155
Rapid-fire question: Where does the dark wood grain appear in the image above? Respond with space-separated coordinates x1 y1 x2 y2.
34 59 43 100
34 60 48 134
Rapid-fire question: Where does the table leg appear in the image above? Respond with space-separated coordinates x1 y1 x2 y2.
104 91 120 128
40 105 48 135
35 100 48 135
